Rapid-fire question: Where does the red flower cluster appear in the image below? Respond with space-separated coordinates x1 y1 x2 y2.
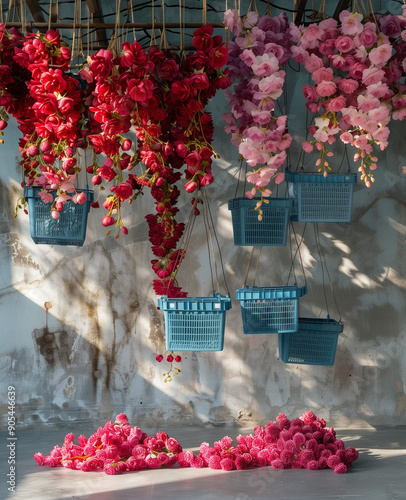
85 26 229 296
33 413 183 475
179 411 358 474
0 24 28 138
15 31 85 186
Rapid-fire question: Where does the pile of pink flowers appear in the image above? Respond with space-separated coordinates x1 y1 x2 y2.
179 410 358 474
294 10 401 186
222 10 293 211
34 413 183 474
34 411 358 475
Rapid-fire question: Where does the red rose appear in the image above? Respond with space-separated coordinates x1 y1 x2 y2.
97 166 117 182
110 182 133 201
170 81 190 102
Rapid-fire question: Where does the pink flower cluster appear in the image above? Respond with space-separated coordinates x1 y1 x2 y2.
34 411 358 475
223 10 293 201
295 11 398 186
33 414 183 475
180 411 358 474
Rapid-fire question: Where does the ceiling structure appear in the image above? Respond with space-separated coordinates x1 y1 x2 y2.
0 0 392 54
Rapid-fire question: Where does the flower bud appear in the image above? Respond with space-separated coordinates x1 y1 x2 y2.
122 139 132 151
0 120 7 131
185 180 198 193
102 216 116 227
121 227 128 235
51 210 60 219
27 145 38 156
92 175 102 185
156 354 164 362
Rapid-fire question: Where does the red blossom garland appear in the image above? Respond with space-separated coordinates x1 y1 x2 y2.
84 26 229 297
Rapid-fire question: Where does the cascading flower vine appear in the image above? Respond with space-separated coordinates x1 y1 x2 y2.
294 11 396 186
222 9 294 216
84 26 229 297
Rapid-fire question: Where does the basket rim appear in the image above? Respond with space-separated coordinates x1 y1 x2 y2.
236 284 307 299
228 197 294 209
285 169 357 184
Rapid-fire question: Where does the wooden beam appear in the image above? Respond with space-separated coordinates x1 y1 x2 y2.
4 21 226 30
294 0 308 25
25 0 46 23
333 0 352 20
86 0 108 49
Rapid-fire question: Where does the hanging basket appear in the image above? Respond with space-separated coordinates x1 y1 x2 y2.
157 292 232 351
285 170 357 222
228 197 293 246
24 187 93 246
236 285 307 334
278 317 343 366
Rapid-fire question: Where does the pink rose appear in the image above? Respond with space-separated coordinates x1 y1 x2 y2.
302 141 314 153
316 81 337 97
337 78 359 94
304 54 323 73
312 67 333 84
356 26 378 48
319 39 336 55
334 36 355 53
327 95 346 112
362 67 386 86
290 46 309 64
369 44 392 66
302 84 318 101
349 62 368 80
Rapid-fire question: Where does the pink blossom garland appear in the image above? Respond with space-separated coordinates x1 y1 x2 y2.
223 9 293 213
295 11 398 186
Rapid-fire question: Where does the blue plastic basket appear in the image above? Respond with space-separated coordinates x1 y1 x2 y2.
236 285 307 334
228 197 293 246
279 317 343 365
285 170 357 222
157 292 232 351
25 187 93 246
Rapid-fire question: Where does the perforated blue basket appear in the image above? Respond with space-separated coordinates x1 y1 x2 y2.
236 285 307 334
158 292 232 351
25 187 93 246
285 170 357 222
279 317 343 365
228 197 293 246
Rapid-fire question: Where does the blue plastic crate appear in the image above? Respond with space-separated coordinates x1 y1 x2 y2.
279 317 343 365
285 170 357 222
25 187 93 246
228 197 293 246
157 293 232 351
236 285 307 334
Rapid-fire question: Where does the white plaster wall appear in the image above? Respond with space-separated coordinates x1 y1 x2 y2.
1 1 406 429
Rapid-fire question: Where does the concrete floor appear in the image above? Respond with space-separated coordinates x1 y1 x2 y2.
1 425 405 500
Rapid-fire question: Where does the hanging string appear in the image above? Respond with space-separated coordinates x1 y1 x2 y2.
71 0 77 62
160 0 168 50
20 0 26 35
150 0 157 46
286 221 308 286
203 190 230 296
267 0 271 17
317 0 326 20
202 198 217 293
202 0 207 25
242 247 255 288
247 0 258 14
179 0 184 52
0 1 3 23
130 0 137 41
314 223 342 321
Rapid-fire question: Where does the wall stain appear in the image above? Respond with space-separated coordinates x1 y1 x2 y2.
33 327 73 369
